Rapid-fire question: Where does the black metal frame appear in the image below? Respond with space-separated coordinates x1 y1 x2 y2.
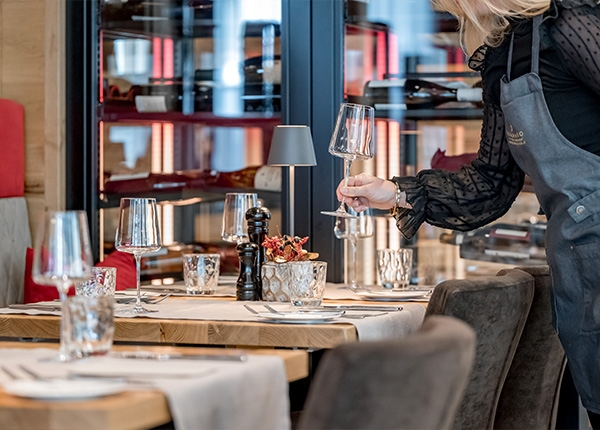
65 0 100 261
65 0 346 280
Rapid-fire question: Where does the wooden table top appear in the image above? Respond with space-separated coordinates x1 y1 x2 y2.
0 293 424 349
0 342 308 430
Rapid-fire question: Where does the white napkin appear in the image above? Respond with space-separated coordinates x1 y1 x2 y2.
0 348 290 430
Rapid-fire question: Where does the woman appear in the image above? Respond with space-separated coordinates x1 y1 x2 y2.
337 0 600 425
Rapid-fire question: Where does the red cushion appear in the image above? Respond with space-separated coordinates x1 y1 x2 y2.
23 248 136 303
0 99 25 198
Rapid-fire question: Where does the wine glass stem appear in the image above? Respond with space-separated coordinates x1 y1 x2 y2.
134 253 142 310
338 158 353 212
348 238 358 288
343 158 353 188
58 287 70 361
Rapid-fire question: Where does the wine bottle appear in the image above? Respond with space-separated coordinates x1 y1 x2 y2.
104 165 281 195
439 222 547 264
362 79 482 110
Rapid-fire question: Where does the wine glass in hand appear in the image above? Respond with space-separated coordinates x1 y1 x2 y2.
115 198 161 314
32 210 94 361
334 207 374 291
321 103 375 218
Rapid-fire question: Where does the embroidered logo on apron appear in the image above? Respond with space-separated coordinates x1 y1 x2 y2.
506 125 526 146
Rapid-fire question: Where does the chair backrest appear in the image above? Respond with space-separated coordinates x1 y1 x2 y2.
493 266 567 430
425 269 535 430
297 315 476 430
0 98 29 306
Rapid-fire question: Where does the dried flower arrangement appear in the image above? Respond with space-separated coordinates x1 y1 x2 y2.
262 234 319 263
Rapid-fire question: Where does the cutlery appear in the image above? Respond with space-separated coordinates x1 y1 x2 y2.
322 305 403 312
110 351 247 362
263 304 285 315
1 365 19 380
8 304 62 312
244 304 259 315
342 312 388 319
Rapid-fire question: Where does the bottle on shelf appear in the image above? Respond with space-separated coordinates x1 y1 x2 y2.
439 222 547 265
361 78 482 110
103 165 282 196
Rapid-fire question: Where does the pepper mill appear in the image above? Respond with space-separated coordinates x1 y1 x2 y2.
246 206 271 299
236 241 260 301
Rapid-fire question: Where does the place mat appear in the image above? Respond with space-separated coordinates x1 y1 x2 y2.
0 348 290 430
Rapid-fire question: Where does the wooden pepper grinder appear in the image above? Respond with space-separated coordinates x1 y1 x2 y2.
246 206 271 300
236 241 260 301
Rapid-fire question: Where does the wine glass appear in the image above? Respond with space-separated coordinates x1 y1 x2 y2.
32 210 94 361
334 207 374 291
321 103 375 218
221 192 259 243
115 197 162 314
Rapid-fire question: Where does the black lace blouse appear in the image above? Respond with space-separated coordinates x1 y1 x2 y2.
392 0 600 239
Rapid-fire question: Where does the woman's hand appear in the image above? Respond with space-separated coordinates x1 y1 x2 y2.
336 173 397 212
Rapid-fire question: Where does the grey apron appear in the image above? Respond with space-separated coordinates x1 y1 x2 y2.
501 14 600 413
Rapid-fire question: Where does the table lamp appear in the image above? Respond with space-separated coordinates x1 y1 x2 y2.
267 125 317 237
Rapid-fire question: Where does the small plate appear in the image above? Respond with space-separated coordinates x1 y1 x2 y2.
356 289 430 300
255 310 344 324
2 379 127 401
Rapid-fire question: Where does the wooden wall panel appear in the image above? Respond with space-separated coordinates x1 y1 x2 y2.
0 0 65 240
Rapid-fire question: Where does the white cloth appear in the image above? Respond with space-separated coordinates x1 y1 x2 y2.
0 348 290 430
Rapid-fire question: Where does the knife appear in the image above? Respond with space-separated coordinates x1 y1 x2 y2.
322 305 403 312
8 304 62 312
110 351 248 362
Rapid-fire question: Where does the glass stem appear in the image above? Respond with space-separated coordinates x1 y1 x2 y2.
134 253 142 309
348 237 358 288
58 286 70 361
338 158 353 212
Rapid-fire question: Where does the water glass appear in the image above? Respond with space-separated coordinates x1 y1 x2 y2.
183 253 220 295
76 267 117 297
377 248 413 290
63 295 114 358
288 261 328 308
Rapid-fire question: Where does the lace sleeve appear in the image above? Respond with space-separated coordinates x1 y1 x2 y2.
550 3 600 96
391 102 525 239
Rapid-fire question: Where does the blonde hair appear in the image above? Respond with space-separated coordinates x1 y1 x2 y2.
431 0 552 54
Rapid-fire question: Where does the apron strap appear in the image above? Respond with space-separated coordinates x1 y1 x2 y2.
506 13 543 79
531 14 542 75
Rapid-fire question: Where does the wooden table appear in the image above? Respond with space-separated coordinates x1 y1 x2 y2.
0 312 359 349
0 342 308 430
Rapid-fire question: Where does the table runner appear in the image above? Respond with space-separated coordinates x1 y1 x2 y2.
0 348 290 430
0 300 426 341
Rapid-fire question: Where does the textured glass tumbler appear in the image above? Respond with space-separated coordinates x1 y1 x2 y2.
75 267 117 297
64 296 114 358
289 261 328 308
377 248 413 290
183 253 220 295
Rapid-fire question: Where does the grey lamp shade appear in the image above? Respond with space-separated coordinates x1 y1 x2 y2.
267 125 317 166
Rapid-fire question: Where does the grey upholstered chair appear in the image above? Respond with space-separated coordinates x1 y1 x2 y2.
297 315 476 430
425 268 535 430
493 266 567 430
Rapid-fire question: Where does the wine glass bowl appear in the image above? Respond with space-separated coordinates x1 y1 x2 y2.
321 103 375 218
221 192 259 243
32 210 94 361
115 197 161 314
